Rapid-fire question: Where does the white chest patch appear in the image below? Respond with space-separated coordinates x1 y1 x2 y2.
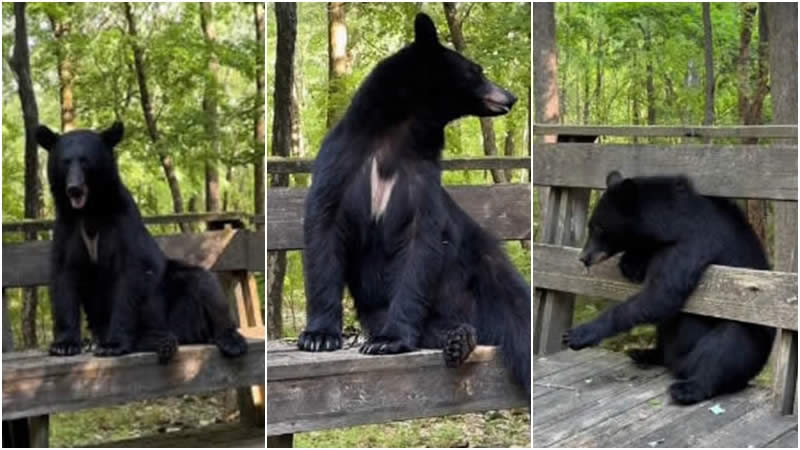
370 158 397 220
81 225 99 263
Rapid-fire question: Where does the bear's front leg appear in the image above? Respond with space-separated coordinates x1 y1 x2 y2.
360 196 445 355
49 270 83 356
94 274 139 357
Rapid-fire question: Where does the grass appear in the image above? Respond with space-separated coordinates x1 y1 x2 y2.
50 392 236 447
296 409 531 448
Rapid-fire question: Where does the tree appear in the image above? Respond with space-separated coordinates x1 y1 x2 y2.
47 7 77 131
200 2 221 213
123 2 187 231
443 2 507 184
267 2 297 339
327 2 349 129
9 2 42 348
254 2 265 216
702 3 715 129
533 3 560 214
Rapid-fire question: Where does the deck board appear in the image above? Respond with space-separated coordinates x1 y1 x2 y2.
533 349 797 448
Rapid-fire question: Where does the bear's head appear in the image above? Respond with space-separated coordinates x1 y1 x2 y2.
36 122 124 214
348 13 517 127
579 171 641 267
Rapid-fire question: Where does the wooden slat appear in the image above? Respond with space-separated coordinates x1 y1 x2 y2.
2 230 264 288
532 244 798 330
2 340 265 420
266 157 531 174
2 212 252 234
533 349 797 448
266 343 527 435
267 184 531 250
532 124 798 138
532 143 797 200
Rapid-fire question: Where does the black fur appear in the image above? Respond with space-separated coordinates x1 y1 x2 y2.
297 13 531 396
566 170 775 404
37 122 247 362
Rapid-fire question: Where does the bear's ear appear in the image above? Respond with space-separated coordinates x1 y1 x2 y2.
606 170 623 187
100 121 124 148
414 13 439 47
35 125 59 152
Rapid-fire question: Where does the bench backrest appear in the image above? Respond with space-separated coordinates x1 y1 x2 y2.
531 124 798 414
266 157 532 250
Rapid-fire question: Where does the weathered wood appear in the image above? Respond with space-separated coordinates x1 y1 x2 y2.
768 429 799 448
229 272 265 428
533 186 589 355
533 348 797 448
267 184 531 250
266 156 531 174
2 212 251 234
2 340 265 420
99 422 264 448
772 330 799 414
267 342 527 435
532 124 798 138
532 244 798 330
2 230 264 288
532 143 797 200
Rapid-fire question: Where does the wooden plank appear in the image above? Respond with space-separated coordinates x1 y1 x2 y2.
532 124 798 138
533 186 589 355
266 344 527 435
2 340 265 420
532 244 798 330
2 212 252 234
767 429 798 448
2 230 264 288
532 143 797 200
772 330 799 414
267 184 531 250
694 402 798 447
266 157 531 174
99 422 264 448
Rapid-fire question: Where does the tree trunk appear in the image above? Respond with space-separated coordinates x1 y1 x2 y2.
47 11 76 131
533 2 561 214
201 2 221 213
594 34 603 123
10 3 42 349
267 2 297 339
442 2 506 183
327 2 348 130
702 3 715 130
254 2 265 216
123 2 187 231
736 3 769 244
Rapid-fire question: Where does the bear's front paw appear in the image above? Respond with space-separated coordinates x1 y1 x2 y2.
50 340 82 356
669 380 710 405
94 342 132 357
443 324 477 368
297 330 342 352
359 336 415 355
562 323 603 350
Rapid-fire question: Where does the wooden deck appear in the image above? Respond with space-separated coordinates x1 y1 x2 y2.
533 349 797 448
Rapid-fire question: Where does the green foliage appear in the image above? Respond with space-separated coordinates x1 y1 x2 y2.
3 2 262 221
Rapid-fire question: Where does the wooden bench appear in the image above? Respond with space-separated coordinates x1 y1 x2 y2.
2 214 266 447
266 157 531 447
531 125 798 447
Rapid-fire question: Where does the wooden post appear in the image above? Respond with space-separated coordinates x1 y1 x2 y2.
533 183 591 354
2 290 50 447
268 434 294 448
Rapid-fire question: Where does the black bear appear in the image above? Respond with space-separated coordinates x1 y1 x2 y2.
297 13 531 396
565 170 775 404
37 122 247 363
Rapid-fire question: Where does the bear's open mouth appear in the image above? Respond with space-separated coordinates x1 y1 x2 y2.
485 99 511 114
67 186 88 209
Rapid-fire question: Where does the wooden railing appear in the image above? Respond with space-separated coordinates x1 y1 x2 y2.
531 124 798 414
